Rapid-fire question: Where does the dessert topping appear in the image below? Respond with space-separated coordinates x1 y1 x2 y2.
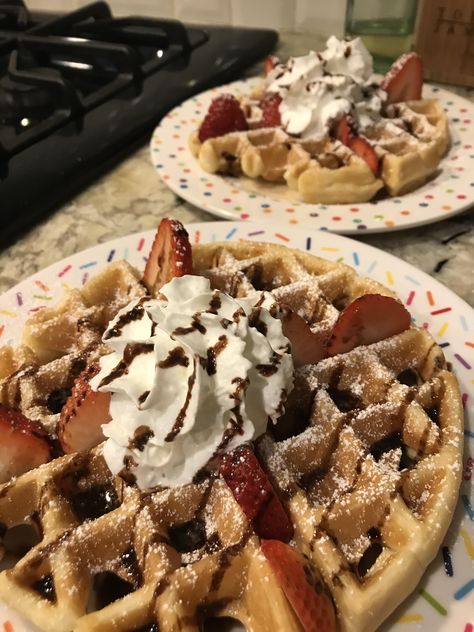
265 36 385 137
198 93 248 142
142 217 193 293
91 275 294 489
381 52 423 103
58 365 111 454
220 445 293 542
261 539 337 632
326 294 411 356
0 404 52 483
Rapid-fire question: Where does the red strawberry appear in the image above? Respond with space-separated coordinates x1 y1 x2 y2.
381 52 423 103
264 54 280 76
0 405 52 483
220 445 293 542
142 217 193 293
336 114 353 145
348 136 379 175
198 93 248 142
259 92 282 128
58 365 111 454
335 115 379 174
326 294 411 357
281 310 325 367
261 539 337 632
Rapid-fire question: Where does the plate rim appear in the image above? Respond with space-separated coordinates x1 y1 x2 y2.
2 220 473 319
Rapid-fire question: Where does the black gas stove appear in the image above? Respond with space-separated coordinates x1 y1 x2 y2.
0 1 277 245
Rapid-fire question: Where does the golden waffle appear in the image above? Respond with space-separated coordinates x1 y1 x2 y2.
0 261 146 433
366 99 450 196
194 241 463 631
0 240 464 632
189 128 384 204
189 94 450 203
0 449 301 632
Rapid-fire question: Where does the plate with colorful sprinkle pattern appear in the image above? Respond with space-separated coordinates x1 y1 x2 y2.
150 78 474 234
0 221 472 631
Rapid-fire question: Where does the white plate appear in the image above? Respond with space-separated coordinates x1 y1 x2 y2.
0 222 472 631
150 78 474 235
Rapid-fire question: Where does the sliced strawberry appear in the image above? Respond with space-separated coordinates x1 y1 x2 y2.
335 115 379 175
259 92 282 128
0 405 52 483
58 365 111 454
261 539 337 632
220 445 293 542
336 114 353 146
348 136 379 175
381 52 423 103
326 294 411 357
281 310 325 367
198 93 248 143
264 54 280 76
142 217 193 293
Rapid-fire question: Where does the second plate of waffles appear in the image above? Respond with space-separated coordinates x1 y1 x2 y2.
0 221 472 632
151 41 474 234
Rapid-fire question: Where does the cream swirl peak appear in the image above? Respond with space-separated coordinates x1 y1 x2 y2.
266 36 385 138
90 275 294 489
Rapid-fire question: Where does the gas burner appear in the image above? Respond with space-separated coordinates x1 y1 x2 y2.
0 1 30 31
0 1 277 245
0 75 55 124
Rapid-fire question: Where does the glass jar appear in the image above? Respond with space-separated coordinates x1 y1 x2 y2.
345 0 419 72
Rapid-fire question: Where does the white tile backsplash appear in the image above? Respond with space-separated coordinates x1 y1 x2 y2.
111 0 175 18
27 0 347 35
174 0 232 24
231 0 296 30
295 0 346 37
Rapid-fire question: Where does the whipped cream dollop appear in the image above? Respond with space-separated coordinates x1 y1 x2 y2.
91 275 294 489
266 36 385 138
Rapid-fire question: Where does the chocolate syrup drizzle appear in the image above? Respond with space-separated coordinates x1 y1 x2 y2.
98 343 154 388
104 301 147 340
158 347 189 369
128 426 155 452
164 362 197 442
206 335 228 376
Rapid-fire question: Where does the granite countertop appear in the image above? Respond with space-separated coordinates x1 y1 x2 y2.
0 32 473 307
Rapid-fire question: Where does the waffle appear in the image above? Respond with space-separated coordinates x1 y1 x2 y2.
0 240 464 632
189 94 449 204
189 127 384 204
0 260 146 434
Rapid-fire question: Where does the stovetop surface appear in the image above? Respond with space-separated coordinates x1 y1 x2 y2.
0 1 277 246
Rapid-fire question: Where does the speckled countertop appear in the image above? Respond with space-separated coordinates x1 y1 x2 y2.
1 31 473 307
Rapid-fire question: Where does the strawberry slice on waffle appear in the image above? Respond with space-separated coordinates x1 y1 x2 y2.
336 114 379 175
326 294 411 356
382 52 423 103
263 54 280 76
58 365 111 454
281 310 326 367
261 539 337 632
220 445 294 542
0 405 52 483
142 217 193 294
259 92 282 128
198 93 248 142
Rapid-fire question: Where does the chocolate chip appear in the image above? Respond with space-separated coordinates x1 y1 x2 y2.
168 519 207 553
397 368 419 387
357 542 383 578
92 572 134 609
70 485 120 522
46 388 71 414
32 574 56 602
